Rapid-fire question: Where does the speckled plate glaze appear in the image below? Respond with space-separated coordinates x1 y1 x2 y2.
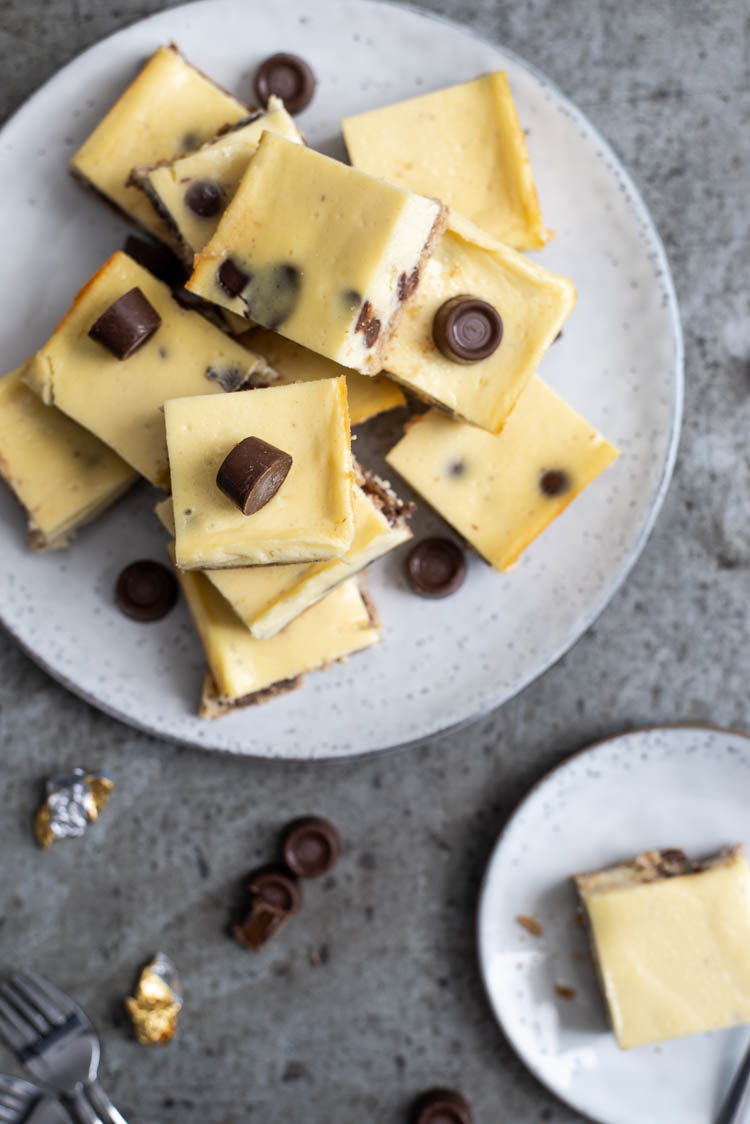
478 726 750 1124
0 0 682 758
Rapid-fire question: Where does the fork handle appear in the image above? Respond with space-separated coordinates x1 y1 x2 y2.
84 1081 128 1124
66 1086 106 1124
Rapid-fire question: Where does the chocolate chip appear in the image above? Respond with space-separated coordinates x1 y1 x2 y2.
412 1088 473 1124
245 263 301 329
217 257 250 298
88 288 161 359
123 235 186 288
282 817 341 879
398 267 420 302
342 288 362 308
115 560 178 622
448 459 465 477
406 538 466 599
233 866 302 951
432 296 503 363
254 53 316 115
205 364 249 392
185 179 223 218
355 300 381 348
216 436 293 515
540 469 571 497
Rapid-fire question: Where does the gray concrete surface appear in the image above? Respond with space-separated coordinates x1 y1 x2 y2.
0 1 748 1121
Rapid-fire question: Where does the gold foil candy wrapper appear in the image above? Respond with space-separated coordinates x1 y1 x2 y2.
125 953 183 1046
34 768 114 849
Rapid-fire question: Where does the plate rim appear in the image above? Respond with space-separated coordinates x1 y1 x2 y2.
475 722 750 1124
0 0 684 759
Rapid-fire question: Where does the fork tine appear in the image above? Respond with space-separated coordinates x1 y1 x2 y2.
0 1078 34 1099
10 976 67 1026
0 1092 27 1110
0 1106 21 1122
0 985 49 1037
0 998 36 1051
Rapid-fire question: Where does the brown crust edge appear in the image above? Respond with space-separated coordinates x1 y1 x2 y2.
199 671 303 719
352 457 415 529
368 200 449 374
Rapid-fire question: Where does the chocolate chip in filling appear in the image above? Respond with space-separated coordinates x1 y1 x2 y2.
88 288 162 359
185 179 223 218
244 263 301 329
217 257 250 298
540 469 571 497
216 435 293 515
432 295 503 364
355 300 381 348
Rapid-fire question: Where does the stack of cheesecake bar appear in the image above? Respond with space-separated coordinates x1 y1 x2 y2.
0 45 618 717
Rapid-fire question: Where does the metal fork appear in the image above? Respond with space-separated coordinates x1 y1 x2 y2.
0 974 126 1124
0 1074 73 1124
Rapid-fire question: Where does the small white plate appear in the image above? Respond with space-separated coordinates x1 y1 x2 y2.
478 726 750 1124
0 0 682 758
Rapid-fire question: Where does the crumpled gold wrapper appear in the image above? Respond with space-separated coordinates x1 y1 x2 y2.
125 953 182 1046
34 769 114 849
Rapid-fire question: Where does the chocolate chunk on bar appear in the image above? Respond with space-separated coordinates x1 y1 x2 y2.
432 296 503 363
216 435 293 516
88 288 162 359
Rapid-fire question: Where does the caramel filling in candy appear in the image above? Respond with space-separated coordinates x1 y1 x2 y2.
88 287 162 359
432 295 503 364
216 435 293 515
254 53 316 115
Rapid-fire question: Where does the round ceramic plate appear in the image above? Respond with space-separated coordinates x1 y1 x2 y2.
478 726 750 1124
0 0 682 758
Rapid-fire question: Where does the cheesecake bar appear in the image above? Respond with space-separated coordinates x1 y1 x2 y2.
239 327 406 425
157 463 411 638
186 131 447 374
385 377 618 571
130 96 303 266
342 72 550 251
574 845 750 1049
70 44 249 242
0 365 135 550
174 559 381 717
23 251 269 489
383 210 576 434
165 377 355 569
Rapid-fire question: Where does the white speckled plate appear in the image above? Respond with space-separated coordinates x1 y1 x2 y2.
478 726 750 1124
0 0 682 758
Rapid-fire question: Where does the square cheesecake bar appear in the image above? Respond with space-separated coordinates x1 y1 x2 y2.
186 131 447 374
386 376 618 571
0 365 136 550
173 559 381 718
239 327 406 425
157 462 411 638
164 377 355 569
342 72 550 251
70 44 249 242
130 96 303 266
383 210 576 434
23 251 268 489
574 845 750 1049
